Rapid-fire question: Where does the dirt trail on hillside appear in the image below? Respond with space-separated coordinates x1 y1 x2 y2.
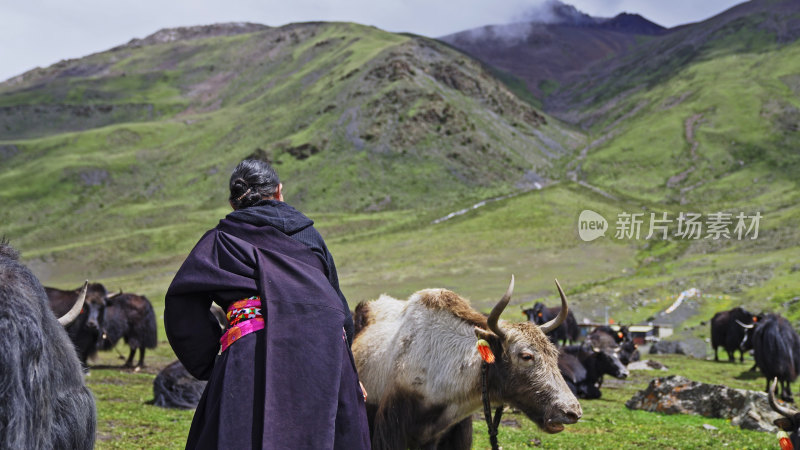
565 133 619 200
667 113 706 203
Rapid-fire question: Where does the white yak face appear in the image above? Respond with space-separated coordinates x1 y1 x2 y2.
476 322 582 433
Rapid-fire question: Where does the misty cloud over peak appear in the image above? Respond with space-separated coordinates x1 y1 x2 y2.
441 0 665 44
517 0 596 26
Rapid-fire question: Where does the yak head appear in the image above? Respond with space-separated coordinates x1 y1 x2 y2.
736 312 762 353
584 333 630 377
524 302 548 325
81 283 109 330
474 278 582 434
618 325 630 343
619 340 639 366
581 340 630 379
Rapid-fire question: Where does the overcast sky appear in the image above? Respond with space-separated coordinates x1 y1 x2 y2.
0 0 745 82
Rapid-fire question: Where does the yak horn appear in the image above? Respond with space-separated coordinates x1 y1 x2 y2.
58 280 88 326
107 290 123 299
487 275 515 340
769 377 796 418
540 279 569 334
736 319 755 329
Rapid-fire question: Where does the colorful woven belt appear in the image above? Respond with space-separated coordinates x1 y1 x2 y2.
220 296 264 353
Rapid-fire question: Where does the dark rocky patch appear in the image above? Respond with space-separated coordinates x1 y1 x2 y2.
284 143 321 160
77 169 110 187
245 147 273 163
626 375 782 432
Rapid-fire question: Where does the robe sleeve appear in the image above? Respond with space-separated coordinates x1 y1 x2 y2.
164 229 260 380
164 292 220 380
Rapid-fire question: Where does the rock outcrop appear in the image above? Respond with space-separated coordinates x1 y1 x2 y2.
626 375 783 432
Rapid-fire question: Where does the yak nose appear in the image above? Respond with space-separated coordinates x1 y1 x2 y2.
565 410 580 424
561 396 582 421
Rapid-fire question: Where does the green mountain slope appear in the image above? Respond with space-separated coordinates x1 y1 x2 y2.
0 21 583 276
542 0 800 326
550 0 800 116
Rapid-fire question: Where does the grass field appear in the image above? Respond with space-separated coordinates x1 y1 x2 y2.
87 347 776 449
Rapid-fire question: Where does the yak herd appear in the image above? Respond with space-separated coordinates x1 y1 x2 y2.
5 234 800 449
523 303 636 400
709 305 800 448
45 283 158 372
710 306 800 402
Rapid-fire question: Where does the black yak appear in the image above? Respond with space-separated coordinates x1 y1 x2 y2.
46 282 109 369
710 307 758 362
0 240 96 449
559 341 629 399
590 326 639 365
524 301 580 346
153 360 207 409
742 314 800 401
98 292 158 368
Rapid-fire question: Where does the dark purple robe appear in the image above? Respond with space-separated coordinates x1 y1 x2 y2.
164 208 370 450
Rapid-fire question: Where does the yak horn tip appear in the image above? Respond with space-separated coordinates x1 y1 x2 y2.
768 376 796 419
539 279 569 334
58 280 88 326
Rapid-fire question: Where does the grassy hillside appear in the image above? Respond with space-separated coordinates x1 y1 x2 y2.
541 2 800 326
0 21 585 285
550 0 800 116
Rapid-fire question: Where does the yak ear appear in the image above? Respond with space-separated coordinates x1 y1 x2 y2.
774 417 794 431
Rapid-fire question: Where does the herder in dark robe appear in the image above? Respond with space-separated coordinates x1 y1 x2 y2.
164 159 370 450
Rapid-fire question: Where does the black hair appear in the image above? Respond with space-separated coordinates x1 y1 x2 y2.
228 159 280 209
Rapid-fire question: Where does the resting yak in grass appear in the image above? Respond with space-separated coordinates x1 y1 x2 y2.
558 341 629 399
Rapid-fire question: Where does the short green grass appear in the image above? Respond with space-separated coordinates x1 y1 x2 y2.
86 344 776 449
472 354 776 449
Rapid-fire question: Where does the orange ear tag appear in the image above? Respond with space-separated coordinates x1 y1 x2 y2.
476 339 495 364
778 431 793 450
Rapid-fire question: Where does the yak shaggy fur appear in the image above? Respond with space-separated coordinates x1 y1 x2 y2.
0 241 96 449
353 288 580 449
